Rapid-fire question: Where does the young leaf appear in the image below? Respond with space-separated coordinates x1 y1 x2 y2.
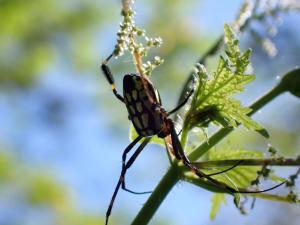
210 193 226 220
184 24 268 138
207 148 264 188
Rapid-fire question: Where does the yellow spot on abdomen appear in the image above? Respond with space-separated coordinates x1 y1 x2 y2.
136 102 143 113
133 117 142 129
141 113 149 128
132 90 138 100
126 93 132 102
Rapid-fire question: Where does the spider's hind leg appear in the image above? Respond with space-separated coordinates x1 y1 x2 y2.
120 136 152 194
168 120 286 194
105 137 152 225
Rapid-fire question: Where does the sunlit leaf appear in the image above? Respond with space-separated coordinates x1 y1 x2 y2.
185 24 268 138
210 193 226 220
0 0 104 87
207 148 263 188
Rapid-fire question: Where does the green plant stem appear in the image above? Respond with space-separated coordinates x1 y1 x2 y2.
132 79 288 224
192 158 300 168
248 193 300 204
180 127 189 150
186 176 300 204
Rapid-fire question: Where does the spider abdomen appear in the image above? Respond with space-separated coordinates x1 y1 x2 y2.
123 74 166 137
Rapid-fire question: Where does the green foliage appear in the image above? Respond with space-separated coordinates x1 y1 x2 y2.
0 0 103 87
0 150 103 224
185 148 265 193
184 24 268 138
210 193 226 220
207 148 263 187
188 147 286 218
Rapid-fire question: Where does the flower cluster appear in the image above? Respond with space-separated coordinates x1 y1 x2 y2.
143 56 164 76
113 3 163 76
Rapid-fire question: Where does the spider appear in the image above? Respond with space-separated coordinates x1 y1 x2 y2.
101 53 285 225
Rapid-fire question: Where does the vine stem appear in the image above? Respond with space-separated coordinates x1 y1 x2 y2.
131 78 288 225
247 193 300 204
192 158 300 168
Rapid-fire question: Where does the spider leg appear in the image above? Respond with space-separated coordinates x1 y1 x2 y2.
101 53 125 103
121 136 152 194
167 85 194 116
121 136 143 170
121 184 152 195
205 160 244 176
168 120 235 193
168 120 286 194
106 137 151 225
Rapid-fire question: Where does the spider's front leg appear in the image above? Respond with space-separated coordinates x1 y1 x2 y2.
101 53 125 103
167 76 195 116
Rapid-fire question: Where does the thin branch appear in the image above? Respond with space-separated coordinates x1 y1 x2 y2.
185 177 300 204
248 193 300 204
192 158 300 168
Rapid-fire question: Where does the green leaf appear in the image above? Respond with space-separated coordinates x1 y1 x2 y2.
210 193 226 220
224 24 240 60
205 148 284 188
208 148 264 161
206 148 264 188
185 24 267 138
233 194 241 208
257 128 270 138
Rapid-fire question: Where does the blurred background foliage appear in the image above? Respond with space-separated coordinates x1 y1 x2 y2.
0 0 105 87
0 0 299 225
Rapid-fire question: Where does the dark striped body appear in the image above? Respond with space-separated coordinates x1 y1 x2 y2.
123 74 169 138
